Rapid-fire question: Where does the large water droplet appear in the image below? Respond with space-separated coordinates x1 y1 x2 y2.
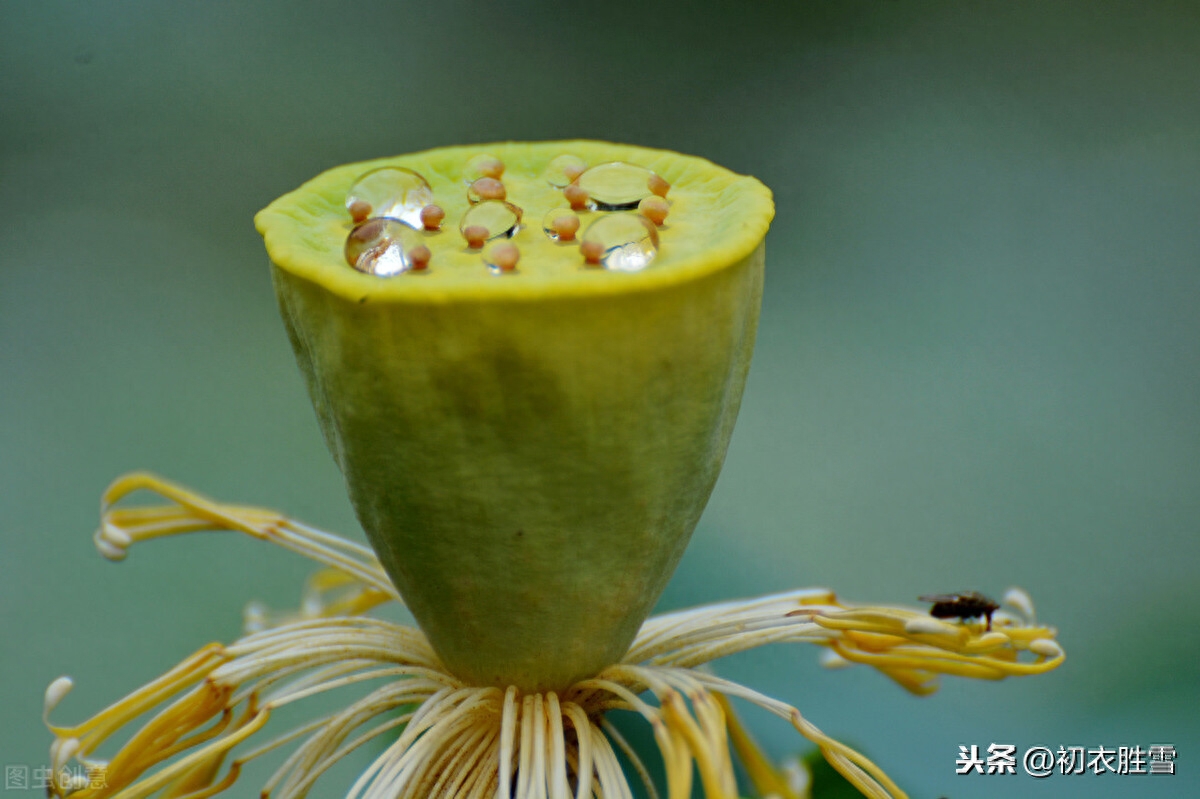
541 208 581 242
463 154 505 183
346 168 435 228
581 214 659 272
459 201 522 248
344 218 426 276
543 154 587 187
575 162 661 210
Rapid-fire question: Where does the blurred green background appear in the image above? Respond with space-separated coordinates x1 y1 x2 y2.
2 2 1197 797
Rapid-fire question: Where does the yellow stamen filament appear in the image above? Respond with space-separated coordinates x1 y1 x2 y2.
95 473 397 600
47 474 1064 799
600 719 658 799
713 692 800 799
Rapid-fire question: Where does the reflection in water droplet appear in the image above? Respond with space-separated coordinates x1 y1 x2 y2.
344 218 426 276
543 154 587 187
346 168 435 228
541 208 581 242
459 200 523 248
467 177 506 204
576 162 661 210
483 241 521 275
464 154 505 183
581 214 659 272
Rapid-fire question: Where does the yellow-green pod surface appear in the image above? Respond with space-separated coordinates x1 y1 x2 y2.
256 141 773 692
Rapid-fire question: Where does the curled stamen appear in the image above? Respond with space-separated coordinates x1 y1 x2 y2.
97 473 398 599
1003 587 1037 622
44 677 74 721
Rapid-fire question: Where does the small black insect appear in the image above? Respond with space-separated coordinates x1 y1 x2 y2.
919 591 1000 630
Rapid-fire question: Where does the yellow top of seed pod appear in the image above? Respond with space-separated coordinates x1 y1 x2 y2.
254 140 773 302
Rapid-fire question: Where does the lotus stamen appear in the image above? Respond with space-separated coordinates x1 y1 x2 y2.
46 474 1063 799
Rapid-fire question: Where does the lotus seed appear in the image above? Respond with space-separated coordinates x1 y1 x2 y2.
468 177 506 204
638 196 670 226
348 200 372 223
484 241 520 274
419 204 445 231
564 183 589 210
648 173 670 198
463 225 488 249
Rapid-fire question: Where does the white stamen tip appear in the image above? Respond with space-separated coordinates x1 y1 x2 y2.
1003 587 1036 620
819 649 851 669
1028 638 1063 658
975 631 1008 648
100 522 133 548
53 738 81 769
44 676 74 715
243 601 268 633
781 755 811 794
93 532 127 561
905 617 958 635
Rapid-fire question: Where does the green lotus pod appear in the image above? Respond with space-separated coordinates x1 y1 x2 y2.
255 141 773 692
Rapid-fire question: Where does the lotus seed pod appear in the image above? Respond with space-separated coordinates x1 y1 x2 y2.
255 141 773 691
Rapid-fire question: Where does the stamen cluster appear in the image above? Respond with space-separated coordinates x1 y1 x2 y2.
46 474 1064 799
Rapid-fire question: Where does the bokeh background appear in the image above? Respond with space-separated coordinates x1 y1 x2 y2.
2 2 1197 797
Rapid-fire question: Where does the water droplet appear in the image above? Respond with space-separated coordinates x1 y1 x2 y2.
346 168 435 228
541 208 581 242
467 177 506 204
580 214 659 272
344 218 426 276
459 200 522 248
576 162 663 210
638 196 670 226
483 241 521 275
543 154 587 187
464 154 505 183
